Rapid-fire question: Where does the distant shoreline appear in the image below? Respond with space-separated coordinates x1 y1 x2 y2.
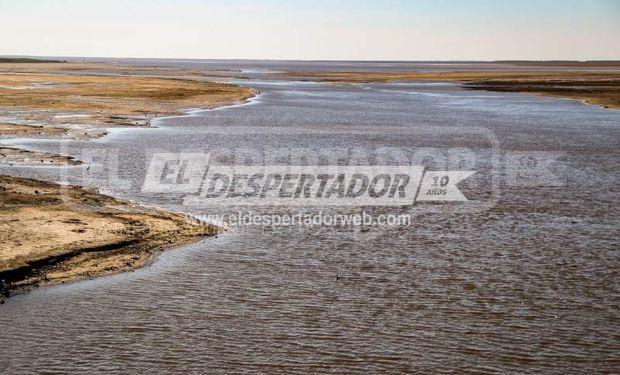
279 67 620 110
0 57 66 63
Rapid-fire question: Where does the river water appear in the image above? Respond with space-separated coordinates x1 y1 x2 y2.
0 61 619 374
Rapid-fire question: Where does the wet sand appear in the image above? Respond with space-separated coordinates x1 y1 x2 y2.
0 146 80 166
0 62 257 165
0 175 220 302
0 60 250 299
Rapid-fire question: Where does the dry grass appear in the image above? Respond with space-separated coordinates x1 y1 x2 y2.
0 72 255 121
0 64 256 166
0 123 67 136
0 58 65 63
462 77 620 109
0 62 241 77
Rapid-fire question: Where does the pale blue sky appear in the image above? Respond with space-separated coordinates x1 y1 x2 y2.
1 0 618 60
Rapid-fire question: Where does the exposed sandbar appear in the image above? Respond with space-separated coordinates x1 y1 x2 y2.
0 146 80 166
0 63 257 164
0 175 219 301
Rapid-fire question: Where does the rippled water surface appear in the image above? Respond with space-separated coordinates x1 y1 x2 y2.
1 61 619 374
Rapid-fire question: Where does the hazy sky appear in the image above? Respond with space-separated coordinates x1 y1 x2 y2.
1 0 619 60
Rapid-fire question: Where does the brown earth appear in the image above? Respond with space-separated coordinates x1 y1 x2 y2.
0 146 80 166
0 62 241 299
0 175 220 301
0 71 256 124
0 123 67 136
0 62 256 164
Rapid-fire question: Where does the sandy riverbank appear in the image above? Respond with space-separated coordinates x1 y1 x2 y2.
279 68 620 109
0 175 220 302
0 146 80 166
0 60 253 300
0 62 256 165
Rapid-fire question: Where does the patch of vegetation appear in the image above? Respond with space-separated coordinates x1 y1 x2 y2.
0 57 66 63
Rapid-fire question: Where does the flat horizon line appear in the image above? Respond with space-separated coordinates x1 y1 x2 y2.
2 54 620 64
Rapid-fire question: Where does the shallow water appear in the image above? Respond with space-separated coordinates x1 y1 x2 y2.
1 62 619 374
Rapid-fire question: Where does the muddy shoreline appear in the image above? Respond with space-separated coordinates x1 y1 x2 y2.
0 175 222 302
0 61 258 301
279 68 620 110
0 62 257 165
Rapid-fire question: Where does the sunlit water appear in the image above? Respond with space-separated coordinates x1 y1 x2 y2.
0 62 619 374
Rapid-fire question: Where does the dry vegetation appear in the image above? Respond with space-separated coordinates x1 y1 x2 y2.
0 122 67 136
0 62 256 164
462 76 620 109
0 58 65 63
0 146 80 166
0 71 256 125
